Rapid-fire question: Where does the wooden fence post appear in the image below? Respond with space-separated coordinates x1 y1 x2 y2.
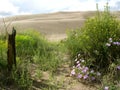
7 27 16 71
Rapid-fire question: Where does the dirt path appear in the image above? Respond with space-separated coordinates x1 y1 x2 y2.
54 54 99 90
46 34 67 42
31 52 99 90
46 35 99 90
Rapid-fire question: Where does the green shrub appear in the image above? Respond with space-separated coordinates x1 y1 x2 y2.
66 5 120 73
68 4 120 89
16 30 61 72
16 30 42 57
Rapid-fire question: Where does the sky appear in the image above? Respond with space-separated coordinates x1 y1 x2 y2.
0 0 120 17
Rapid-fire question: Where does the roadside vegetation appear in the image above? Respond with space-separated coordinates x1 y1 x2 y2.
0 29 65 89
65 4 120 90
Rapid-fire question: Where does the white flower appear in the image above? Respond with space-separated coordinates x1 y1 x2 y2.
97 72 101 76
81 60 85 63
104 86 109 90
78 53 80 57
109 38 112 43
73 66 75 69
106 43 111 46
75 58 77 61
76 61 80 64
90 70 94 73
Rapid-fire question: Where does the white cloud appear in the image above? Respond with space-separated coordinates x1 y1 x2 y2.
0 0 120 17
0 0 18 15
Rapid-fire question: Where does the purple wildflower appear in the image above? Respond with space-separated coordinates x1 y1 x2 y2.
82 67 88 73
104 86 109 90
83 74 88 79
82 69 87 73
113 42 119 45
116 42 120 46
116 42 119 45
91 77 95 80
76 63 80 68
78 66 82 70
113 42 117 45
82 67 89 73
117 66 120 70
117 42 120 46
85 67 89 70
77 74 82 78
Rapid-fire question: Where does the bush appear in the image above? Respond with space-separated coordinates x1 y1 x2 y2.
16 30 42 57
16 30 61 72
68 4 120 89
66 5 120 73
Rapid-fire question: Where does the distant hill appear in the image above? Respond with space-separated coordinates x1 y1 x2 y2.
0 11 120 41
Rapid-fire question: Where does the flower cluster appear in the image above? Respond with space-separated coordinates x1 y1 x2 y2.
106 38 120 46
70 54 101 82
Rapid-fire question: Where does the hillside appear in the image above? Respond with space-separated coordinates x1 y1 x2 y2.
0 11 120 41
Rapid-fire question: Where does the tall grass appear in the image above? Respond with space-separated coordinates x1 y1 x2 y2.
15 30 62 72
0 29 64 89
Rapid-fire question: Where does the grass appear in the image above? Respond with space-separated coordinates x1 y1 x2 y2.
0 29 67 90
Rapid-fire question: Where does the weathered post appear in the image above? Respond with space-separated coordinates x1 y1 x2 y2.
7 27 16 71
